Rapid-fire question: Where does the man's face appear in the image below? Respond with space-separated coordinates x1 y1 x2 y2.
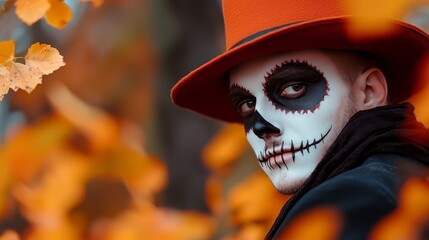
229 50 357 194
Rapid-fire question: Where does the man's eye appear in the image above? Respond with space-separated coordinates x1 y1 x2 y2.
238 99 255 117
280 83 307 99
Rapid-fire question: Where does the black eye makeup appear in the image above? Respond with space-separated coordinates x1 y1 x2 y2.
263 60 329 114
229 84 256 117
229 84 256 132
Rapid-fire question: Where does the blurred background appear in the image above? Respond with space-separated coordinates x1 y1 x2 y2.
0 0 428 239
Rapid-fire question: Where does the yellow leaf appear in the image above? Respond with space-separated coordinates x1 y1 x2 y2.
12 152 88 217
0 65 10 100
80 0 104 8
369 178 429 240
0 230 20 240
25 42 65 75
45 0 72 30
15 0 50 26
278 207 343 240
8 62 42 93
203 124 249 172
0 40 15 65
345 0 429 39
228 172 291 226
46 82 118 152
98 207 215 240
224 224 267 240
205 176 224 214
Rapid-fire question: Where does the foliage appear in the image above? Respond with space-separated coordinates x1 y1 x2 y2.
0 0 428 239
10 0 102 29
0 40 64 100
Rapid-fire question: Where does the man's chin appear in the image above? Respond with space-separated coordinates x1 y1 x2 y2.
273 178 306 195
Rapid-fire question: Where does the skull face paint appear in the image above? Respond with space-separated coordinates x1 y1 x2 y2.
229 50 357 194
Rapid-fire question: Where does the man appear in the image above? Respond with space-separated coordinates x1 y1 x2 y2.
171 0 429 239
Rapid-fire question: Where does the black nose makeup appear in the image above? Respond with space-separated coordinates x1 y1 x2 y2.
253 110 280 138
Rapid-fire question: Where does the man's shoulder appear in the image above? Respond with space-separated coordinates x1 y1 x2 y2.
297 154 427 208
282 154 428 240
329 154 427 190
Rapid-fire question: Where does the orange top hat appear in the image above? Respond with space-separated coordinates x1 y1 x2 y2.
171 0 429 123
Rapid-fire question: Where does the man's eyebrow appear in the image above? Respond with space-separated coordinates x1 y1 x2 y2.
229 84 253 103
264 60 324 83
229 83 252 95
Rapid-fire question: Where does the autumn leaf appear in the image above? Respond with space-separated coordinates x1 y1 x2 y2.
46 82 119 152
228 172 291 226
0 65 10 97
25 42 65 75
8 62 42 92
45 0 72 30
91 206 215 240
369 178 429 240
224 224 267 240
0 230 20 240
0 40 14 65
15 0 73 29
345 0 429 38
0 40 65 100
12 152 89 218
277 207 343 240
205 176 224 215
80 0 104 8
203 124 249 173
15 0 50 26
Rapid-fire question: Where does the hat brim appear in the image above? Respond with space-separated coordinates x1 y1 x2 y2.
171 16 429 123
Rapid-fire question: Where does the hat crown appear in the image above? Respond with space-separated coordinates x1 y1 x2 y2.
223 0 348 49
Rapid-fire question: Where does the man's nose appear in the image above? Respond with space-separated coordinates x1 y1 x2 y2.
253 110 280 139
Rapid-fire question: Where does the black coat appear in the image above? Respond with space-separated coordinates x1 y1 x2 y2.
270 154 429 240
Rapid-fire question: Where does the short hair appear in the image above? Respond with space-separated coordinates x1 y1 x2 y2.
321 49 385 85
321 49 390 102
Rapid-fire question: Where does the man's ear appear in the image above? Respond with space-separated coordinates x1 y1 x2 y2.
352 67 388 110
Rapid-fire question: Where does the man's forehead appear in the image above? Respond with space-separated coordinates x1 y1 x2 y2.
229 49 335 87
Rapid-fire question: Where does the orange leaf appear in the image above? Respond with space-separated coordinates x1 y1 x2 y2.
224 224 267 240
45 0 72 30
205 176 224 214
228 172 290 226
277 206 343 240
15 0 50 26
203 124 248 173
8 62 42 93
0 40 14 65
100 208 215 240
0 230 20 240
80 0 104 8
121 155 168 197
345 0 429 39
12 152 89 220
0 65 10 99
25 42 65 75
0 41 64 100
46 82 118 152
369 178 429 240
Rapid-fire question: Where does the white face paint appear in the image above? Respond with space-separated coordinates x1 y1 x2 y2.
229 50 357 194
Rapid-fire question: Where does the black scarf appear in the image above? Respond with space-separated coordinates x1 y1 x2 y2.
266 102 429 239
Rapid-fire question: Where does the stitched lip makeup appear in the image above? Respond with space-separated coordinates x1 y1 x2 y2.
258 126 332 169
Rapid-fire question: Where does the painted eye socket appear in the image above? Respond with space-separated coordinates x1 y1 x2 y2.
238 99 255 117
280 83 307 99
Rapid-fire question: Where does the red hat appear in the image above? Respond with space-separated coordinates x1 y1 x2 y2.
171 0 429 123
